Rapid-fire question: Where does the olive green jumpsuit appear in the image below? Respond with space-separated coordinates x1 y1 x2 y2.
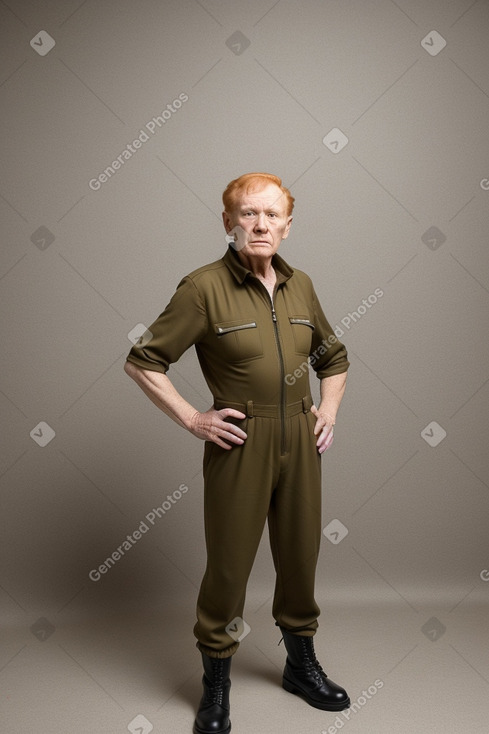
126 246 349 658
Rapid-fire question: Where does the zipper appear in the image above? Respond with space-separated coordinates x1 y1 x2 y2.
216 322 257 335
251 279 287 454
289 318 315 329
270 300 287 455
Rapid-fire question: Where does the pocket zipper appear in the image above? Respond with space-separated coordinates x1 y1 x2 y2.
216 322 257 336
289 318 315 329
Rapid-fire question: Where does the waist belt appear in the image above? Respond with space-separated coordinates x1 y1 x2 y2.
213 396 313 418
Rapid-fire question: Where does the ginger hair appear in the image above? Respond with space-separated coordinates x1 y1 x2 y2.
222 172 295 216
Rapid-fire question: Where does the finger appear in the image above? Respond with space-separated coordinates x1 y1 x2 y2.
211 425 247 448
218 409 248 440
313 415 328 436
316 425 333 450
211 419 247 445
323 431 334 450
313 419 325 437
316 425 333 447
310 406 325 436
220 429 246 444
212 435 233 450
218 408 247 420
223 424 247 440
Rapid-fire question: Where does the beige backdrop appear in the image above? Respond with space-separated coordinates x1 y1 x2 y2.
1 0 488 732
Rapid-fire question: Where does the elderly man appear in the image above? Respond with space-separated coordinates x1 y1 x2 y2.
124 172 350 733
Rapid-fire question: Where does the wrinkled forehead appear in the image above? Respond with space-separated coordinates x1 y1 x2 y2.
235 184 288 213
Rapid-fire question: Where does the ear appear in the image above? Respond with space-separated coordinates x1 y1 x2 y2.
282 216 293 240
222 211 233 233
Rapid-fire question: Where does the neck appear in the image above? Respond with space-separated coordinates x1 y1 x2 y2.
236 252 274 279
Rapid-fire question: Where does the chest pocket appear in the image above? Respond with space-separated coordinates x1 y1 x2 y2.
214 319 264 363
289 316 315 356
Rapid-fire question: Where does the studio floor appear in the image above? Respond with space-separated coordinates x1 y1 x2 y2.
2 593 489 733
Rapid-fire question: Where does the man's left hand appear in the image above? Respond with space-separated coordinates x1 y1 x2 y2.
311 405 335 454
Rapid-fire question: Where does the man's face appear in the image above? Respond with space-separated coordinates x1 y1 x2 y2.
222 183 293 260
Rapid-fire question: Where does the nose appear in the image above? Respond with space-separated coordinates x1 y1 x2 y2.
254 213 268 232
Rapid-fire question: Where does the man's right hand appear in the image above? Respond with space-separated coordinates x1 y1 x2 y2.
123 364 248 449
189 407 248 449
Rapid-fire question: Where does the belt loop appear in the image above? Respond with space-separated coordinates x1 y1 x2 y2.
302 396 312 413
247 400 254 418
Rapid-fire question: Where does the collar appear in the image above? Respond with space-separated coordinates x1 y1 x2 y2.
222 245 294 286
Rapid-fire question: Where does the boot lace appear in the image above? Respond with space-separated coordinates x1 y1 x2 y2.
206 659 226 705
299 637 326 685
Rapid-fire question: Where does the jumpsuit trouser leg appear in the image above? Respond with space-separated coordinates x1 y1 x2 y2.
194 405 322 658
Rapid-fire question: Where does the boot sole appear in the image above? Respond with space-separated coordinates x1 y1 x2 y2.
282 677 350 712
193 722 231 734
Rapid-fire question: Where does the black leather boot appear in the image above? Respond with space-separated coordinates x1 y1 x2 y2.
280 629 350 711
193 653 231 734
